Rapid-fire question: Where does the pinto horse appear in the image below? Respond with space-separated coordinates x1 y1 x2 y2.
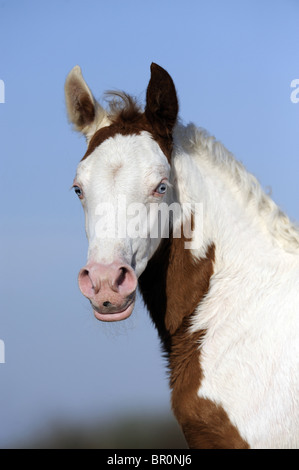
65 63 299 449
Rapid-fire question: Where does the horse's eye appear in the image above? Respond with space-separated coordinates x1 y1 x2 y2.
73 185 83 198
155 182 167 195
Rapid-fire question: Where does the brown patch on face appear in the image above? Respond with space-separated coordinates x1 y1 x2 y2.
139 229 249 449
81 63 179 163
81 108 173 163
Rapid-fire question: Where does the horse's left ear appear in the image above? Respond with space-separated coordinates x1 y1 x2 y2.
65 65 107 140
145 63 179 137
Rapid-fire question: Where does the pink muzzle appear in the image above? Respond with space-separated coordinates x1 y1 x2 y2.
78 261 137 321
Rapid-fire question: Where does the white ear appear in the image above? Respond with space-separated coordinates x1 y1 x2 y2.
65 65 108 139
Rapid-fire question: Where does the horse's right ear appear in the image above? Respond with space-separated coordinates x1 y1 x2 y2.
145 63 179 138
65 66 107 139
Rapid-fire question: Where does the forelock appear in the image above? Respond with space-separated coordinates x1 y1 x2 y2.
81 91 174 162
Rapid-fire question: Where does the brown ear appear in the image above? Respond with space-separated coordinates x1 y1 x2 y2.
145 63 179 139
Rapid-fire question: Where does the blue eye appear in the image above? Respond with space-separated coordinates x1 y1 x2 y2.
155 182 167 195
73 185 83 198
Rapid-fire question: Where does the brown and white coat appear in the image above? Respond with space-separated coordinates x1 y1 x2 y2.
65 63 299 449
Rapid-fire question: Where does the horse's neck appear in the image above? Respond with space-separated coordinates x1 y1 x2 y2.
171 126 299 336
173 122 299 257
172 138 276 273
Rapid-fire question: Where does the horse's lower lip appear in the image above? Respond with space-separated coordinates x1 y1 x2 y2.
92 298 135 322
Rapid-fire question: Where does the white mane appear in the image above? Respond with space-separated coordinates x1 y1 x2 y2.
176 123 299 254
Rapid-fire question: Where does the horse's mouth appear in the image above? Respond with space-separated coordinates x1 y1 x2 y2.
91 292 136 322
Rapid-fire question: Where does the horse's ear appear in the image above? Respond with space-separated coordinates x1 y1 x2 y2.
145 63 179 137
65 65 106 138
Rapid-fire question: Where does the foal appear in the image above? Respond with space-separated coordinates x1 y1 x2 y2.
65 63 299 449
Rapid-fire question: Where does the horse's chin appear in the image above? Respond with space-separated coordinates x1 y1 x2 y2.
92 300 135 322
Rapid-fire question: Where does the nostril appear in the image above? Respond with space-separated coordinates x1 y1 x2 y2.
111 266 129 293
117 267 128 287
78 268 90 287
78 267 100 297
110 265 137 296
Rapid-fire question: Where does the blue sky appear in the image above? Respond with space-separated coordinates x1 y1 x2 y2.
0 0 298 446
